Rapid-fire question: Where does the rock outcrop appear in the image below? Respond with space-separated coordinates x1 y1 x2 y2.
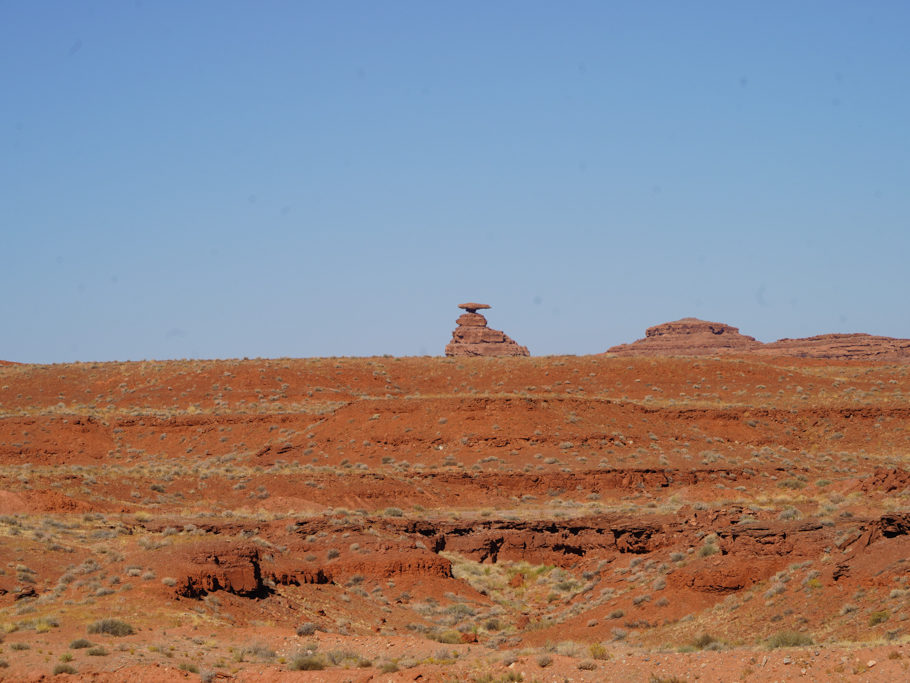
175 544 266 598
445 303 529 357
607 318 761 356
608 319 910 361
760 333 910 361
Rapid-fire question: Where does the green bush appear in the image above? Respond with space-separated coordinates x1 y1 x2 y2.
69 639 93 649
589 642 609 660
698 542 719 558
296 622 317 636
429 630 462 644
766 631 813 648
289 654 325 671
87 619 134 637
692 633 721 650
869 610 890 626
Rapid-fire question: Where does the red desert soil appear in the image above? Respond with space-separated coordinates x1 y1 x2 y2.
0 354 908 681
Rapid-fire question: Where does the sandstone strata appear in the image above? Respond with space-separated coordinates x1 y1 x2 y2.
608 318 910 361
445 302 529 357
760 333 910 361
607 318 760 356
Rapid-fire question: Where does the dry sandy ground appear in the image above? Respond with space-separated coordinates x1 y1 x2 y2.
0 354 908 681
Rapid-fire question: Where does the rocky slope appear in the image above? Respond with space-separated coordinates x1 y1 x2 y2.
1 355 908 681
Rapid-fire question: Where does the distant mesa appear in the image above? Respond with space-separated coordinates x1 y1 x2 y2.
760 333 910 362
607 317 910 361
445 303 529 357
607 318 760 356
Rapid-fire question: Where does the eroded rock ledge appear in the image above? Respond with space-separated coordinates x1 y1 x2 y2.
608 317 910 361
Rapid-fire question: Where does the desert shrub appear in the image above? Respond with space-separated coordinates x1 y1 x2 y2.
380 661 399 673
0 659 7 668
475 673 523 683
692 633 722 650
589 642 609 660
869 610 890 626
10 643 29 651
242 643 276 659
429 630 462 644
766 631 812 648
87 646 108 656
296 622 317 636
53 664 77 675
578 660 597 670
608 609 624 619
69 638 93 649
87 618 134 637
536 654 552 668
326 548 340 559
179 662 198 673
698 542 719 558
326 649 364 666
290 654 325 671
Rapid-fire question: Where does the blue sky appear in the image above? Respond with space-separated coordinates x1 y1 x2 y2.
3 1 909 362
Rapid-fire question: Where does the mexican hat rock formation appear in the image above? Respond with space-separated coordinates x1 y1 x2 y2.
445 303 530 357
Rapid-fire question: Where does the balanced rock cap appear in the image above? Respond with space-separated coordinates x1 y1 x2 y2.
458 302 491 313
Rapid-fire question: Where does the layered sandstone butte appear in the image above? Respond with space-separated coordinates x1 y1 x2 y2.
445 302 529 357
608 318 910 361
607 317 761 356
760 333 910 361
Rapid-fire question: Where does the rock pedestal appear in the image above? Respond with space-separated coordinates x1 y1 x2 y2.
445 303 529 357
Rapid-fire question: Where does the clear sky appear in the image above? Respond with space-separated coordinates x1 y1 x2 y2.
3 1 909 362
